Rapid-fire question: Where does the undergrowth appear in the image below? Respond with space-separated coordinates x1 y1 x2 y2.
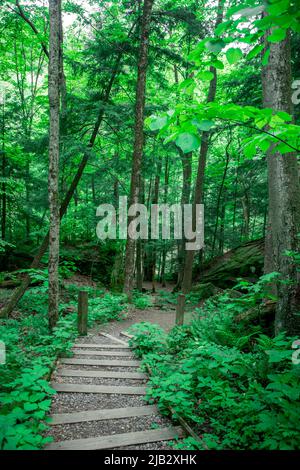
129 275 300 450
0 285 127 449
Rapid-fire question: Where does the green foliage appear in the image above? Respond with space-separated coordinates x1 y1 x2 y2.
59 260 77 279
128 322 167 358
88 293 127 324
130 278 300 450
132 293 153 310
0 288 127 449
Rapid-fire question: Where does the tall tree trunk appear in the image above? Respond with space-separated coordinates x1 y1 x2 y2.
1 99 6 242
150 157 162 293
136 176 145 291
262 29 300 335
143 176 153 282
218 188 227 254
241 193 250 240
211 139 231 257
174 150 192 291
181 0 225 294
160 155 169 286
48 0 61 331
173 61 192 291
123 0 154 299
25 161 30 239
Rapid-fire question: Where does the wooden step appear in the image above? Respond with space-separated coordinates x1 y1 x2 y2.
46 426 183 450
73 344 130 349
72 350 133 357
52 383 146 395
58 368 147 379
120 331 134 339
50 405 158 425
99 332 128 345
61 358 140 367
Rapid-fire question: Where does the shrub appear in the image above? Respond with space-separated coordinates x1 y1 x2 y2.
129 276 300 450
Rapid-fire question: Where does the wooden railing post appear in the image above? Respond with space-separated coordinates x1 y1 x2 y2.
176 293 185 326
78 291 88 335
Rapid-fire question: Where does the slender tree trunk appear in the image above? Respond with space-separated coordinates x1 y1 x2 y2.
262 29 300 335
123 0 154 299
211 140 231 257
1 100 6 242
173 61 192 291
218 188 227 254
181 0 225 293
160 155 169 286
136 176 145 291
1 154 6 242
25 161 30 239
174 150 192 291
241 193 250 240
150 157 162 293
48 0 61 331
143 176 153 282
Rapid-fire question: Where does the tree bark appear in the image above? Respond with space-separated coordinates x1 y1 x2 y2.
123 0 154 299
262 30 300 336
174 150 192 291
211 138 231 257
181 0 225 294
136 176 145 291
150 156 162 293
48 0 61 331
160 155 169 286
1 99 6 242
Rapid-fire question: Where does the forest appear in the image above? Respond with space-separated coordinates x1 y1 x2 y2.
0 0 300 453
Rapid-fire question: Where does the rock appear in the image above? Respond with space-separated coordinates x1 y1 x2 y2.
191 282 218 300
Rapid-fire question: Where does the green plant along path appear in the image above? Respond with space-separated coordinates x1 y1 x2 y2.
129 279 300 450
0 286 127 449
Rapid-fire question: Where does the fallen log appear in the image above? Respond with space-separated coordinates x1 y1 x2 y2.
235 300 276 324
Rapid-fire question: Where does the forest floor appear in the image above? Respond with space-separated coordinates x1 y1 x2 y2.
45 281 185 450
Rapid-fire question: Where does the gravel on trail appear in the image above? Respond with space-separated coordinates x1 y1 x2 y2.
46 291 182 450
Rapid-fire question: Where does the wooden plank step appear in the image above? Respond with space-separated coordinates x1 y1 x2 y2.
58 368 147 379
60 358 140 367
73 344 130 349
99 332 128 345
52 383 147 395
72 350 133 357
46 426 183 450
120 331 134 339
50 405 158 425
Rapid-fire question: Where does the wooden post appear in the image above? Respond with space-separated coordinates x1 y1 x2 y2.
176 293 185 326
78 291 88 335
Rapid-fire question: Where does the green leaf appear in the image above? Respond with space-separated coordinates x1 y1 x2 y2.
210 59 224 70
265 349 291 363
197 71 214 81
205 39 225 53
175 133 200 154
268 28 287 43
247 44 264 60
276 111 292 122
148 116 168 131
262 48 270 66
226 48 243 65
192 119 215 131
24 403 38 412
267 0 289 16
